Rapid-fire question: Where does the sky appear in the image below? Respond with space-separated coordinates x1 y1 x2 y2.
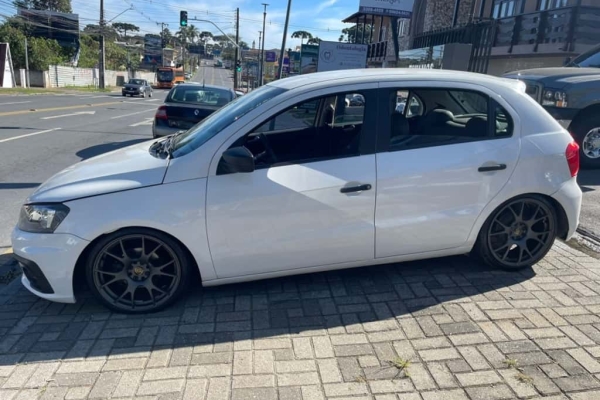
0 0 362 50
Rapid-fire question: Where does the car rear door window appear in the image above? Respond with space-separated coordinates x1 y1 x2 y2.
384 88 513 152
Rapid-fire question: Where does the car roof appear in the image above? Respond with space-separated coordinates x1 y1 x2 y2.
267 68 524 92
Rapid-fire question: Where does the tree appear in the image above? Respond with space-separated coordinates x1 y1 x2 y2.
13 0 72 13
307 37 321 45
83 24 118 41
112 22 139 40
199 31 212 43
291 30 312 45
339 24 372 44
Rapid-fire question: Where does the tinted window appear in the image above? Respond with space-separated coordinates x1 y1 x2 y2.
386 88 512 151
168 87 232 105
222 92 368 171
172 85 286 157
573 48 600 68
157 70 173 82
129 79 144 85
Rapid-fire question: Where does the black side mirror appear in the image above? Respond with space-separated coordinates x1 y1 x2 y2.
220 146 255 174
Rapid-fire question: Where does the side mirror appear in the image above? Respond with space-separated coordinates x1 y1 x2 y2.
220 146 255 174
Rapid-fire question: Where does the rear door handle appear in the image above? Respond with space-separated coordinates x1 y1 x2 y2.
478 164 507 172
340 184 372 193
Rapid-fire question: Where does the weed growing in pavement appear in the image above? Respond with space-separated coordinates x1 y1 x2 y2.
516 372 534 384
503 358 519 369
388 358 411 378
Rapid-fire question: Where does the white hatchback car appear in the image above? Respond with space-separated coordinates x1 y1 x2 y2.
12 69 582 313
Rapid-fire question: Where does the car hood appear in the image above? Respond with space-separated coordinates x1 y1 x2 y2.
28 140 168 203
503 67 600 84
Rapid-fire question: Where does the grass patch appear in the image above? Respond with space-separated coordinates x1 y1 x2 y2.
503 358 519 369
388 358 411 378
515 372 534 384
0 86 113 95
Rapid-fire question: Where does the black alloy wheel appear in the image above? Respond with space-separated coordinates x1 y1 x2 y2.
86 229 191 313
477 196 557 270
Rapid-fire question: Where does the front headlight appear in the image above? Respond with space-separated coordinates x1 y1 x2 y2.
542 89 568 107
18 204 70 233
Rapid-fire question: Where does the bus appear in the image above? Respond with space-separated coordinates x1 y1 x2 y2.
156 67 184 89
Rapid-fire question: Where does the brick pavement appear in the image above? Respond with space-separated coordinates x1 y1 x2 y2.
1 241 600 399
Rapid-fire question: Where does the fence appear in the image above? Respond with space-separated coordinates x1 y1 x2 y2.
46 65 156 88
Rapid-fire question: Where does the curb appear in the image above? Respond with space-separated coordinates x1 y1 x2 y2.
577 227 600 247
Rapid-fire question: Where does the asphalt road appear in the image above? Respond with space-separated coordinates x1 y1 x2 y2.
0 62 233 248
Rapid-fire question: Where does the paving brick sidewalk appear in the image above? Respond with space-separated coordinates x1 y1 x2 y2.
1 241 600 399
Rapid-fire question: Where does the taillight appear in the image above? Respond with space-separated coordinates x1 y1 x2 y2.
155 106 168 120
566 140 580 177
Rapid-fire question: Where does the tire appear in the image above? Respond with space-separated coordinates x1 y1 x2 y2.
149 91 153 98
141 91 146 98
572 114 600 169
85 228 192 313
122 93 126 97
475 195 557 271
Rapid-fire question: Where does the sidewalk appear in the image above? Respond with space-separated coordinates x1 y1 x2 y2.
0 241 600 399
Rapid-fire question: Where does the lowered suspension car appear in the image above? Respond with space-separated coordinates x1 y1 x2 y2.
13 69 582 313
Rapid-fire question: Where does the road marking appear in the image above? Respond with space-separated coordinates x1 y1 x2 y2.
130 118 153 127
41 110 98 119
0 101 31 105
145 99 160 102
0 128 62 144
110 109 156 119
0 101 122 117
41 111 96 120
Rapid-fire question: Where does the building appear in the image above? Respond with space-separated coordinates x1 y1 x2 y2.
341 0 599 74
400 0 600 75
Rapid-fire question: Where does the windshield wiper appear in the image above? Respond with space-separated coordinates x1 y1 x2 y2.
163 130 186 158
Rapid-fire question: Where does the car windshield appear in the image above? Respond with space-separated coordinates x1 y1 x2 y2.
128 79 144 85
167 87 232 106
157 70 174 82
171 85 286 158
570 47 600 68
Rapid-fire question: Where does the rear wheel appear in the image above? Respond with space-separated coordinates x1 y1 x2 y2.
85 228 191 313
573 114 600 169
476 195 557 270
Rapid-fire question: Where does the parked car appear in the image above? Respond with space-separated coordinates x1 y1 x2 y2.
12 69 582 313
503 43 600 168
184 72 192 80
152 83 235 138
122 79 153 98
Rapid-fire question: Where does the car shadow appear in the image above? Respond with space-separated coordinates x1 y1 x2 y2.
76 139 149 160
0 255 535 364
578 170 599 193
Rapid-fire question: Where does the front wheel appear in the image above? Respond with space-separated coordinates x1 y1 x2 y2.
85 228 191 313
475 195 557 270
573 115 600 169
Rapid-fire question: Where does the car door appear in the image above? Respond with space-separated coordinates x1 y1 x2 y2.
375 82 520 258
205 86 378 278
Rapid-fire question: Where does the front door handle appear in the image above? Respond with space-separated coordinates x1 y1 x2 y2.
478 164 507 172
340 184 372 193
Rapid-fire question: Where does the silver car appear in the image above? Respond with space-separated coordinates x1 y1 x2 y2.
152 83 236 138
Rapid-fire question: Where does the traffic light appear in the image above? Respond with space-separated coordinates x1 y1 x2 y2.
161 38 167 48
236 61 241 73
180 11 188 27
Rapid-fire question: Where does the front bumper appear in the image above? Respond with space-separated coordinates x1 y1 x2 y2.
551 178 582 240
122 89 141 95
11 228 90 303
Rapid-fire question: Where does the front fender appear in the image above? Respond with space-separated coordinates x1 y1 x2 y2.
55 179 217 281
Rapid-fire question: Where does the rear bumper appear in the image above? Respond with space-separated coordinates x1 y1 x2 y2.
152 121 182 137
551 178 582 240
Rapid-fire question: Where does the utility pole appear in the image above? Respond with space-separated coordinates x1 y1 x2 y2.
160 22 166 67
99 0 106 89
24 37 29 88
257 31 262 87
233 7 239 90
278 0 292 80
260 4 268 86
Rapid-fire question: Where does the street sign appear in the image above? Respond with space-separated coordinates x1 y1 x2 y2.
265 51 277 62
317 41 368 73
